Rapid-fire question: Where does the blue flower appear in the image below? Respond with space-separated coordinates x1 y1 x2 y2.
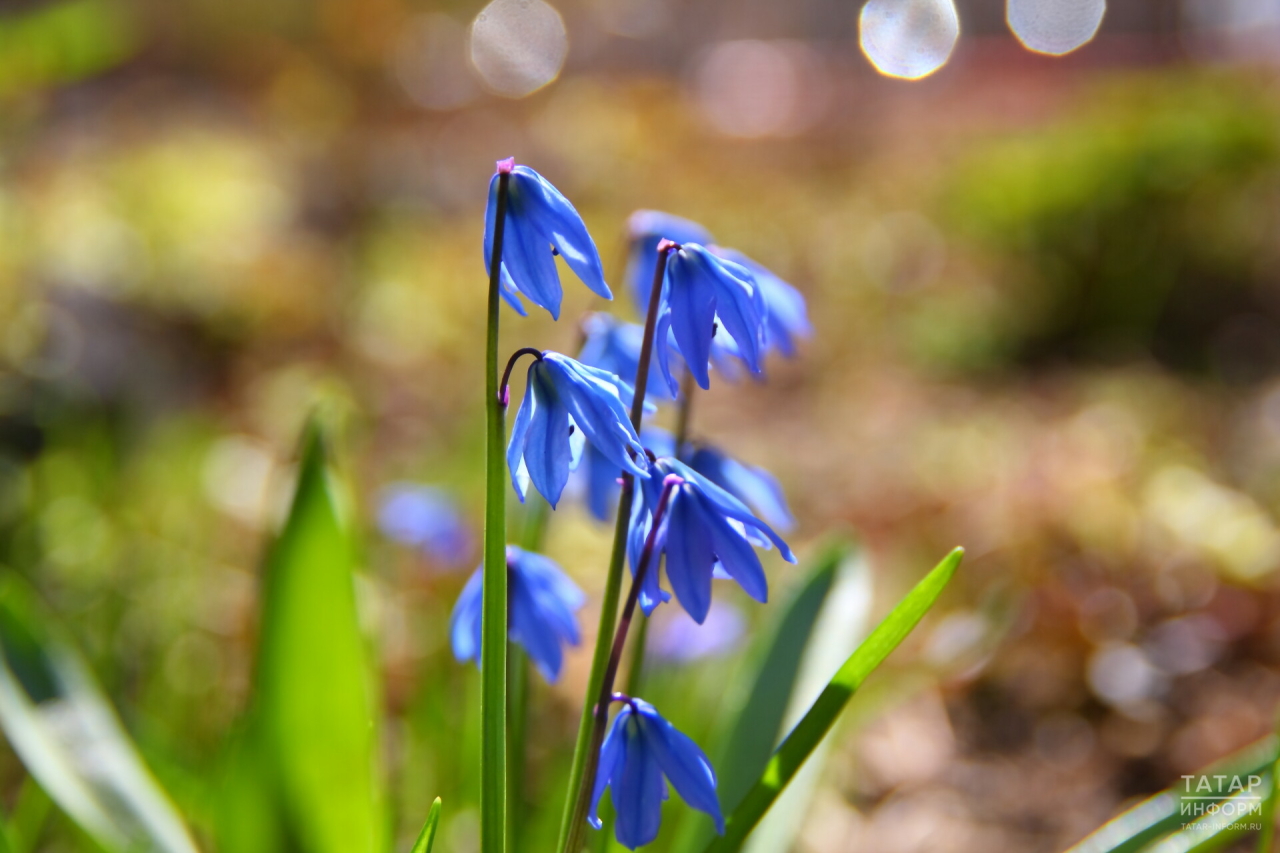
485 159 611 319
629 457 796 623
686 445 795 532
624 210 713 314
589 696 723 849
711 247 811 357
508 352 650 508
577 312 674 404
656 244 766 393
450 545 586 682
377 484 473 566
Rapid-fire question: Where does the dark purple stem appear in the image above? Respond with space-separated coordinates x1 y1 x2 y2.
499 347 544 407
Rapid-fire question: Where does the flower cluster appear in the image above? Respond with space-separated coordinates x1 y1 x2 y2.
450 160 811 848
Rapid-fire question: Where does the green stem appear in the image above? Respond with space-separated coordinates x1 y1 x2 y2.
482 166 512 853
673 369 696 462
557 242 674 853
508 497 552 853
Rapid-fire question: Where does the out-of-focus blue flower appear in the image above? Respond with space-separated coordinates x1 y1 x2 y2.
589 696 723 849
485 159 611 319
649 600 746 663
450 545 586 682
656 244 765 393
711 247 811 358
577 427 675 523
629 457 796 623
577 312 674 404
377 484 473 566
687 445 795 532
508 352 649 508
625 210 713 314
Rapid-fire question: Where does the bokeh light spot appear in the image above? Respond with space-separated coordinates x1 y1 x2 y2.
1007 0 1106 56
393 14 479 111
469 0 568 99
859 0 959 80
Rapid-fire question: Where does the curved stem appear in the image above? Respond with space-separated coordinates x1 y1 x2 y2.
481 166 511 853
557 242 674 853
500 347 544 407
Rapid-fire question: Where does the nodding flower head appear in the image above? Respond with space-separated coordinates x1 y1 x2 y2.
577 312 674 404
589 696 723 849
485 161 611 319
577 426 675 523
507 352 650 509
629 457 796 624
710 247 810 358
624 210 713 314
450 545 586 682
656 244 766 393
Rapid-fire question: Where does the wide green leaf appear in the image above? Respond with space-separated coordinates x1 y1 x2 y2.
1062 736 1275 853
702 546 964 853
410 798 442 853
0 575 199 853
252 420 384 853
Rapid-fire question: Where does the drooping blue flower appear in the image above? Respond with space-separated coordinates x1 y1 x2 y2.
484 159 611 319
686 445 795 532
577 312 675 404
629 457 796 623
711 247 811 358
589 696 723 849
377 484 473 566
624 210 713 314
655 244 766 393
450 545 586 682
507 352 650 508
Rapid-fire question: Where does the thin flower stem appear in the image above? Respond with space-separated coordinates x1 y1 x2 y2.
481 167 511 853
499 347 545 407
557 241 675 853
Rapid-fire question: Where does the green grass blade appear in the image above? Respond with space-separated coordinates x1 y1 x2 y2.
1062 736 1276 853
673 540 854 853
410 798 442 853
0 576 199 853
702 546 964 853
254 420 384 853
1258 730 1280 852
1143 788 1256 853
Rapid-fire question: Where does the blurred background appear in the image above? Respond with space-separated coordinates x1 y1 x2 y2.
1 0 1280 850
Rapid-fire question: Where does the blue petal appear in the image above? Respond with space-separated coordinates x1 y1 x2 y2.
523 365 573 507
484 174 530 317
513 166 611 301
693 493 768 604
614 717 665 850
590 708 631 829
506 371 538 501
689 447 795 532
584 443 621 522
689 247 763 375
509 567 566 681
634 701 724 834
664 249 719 390
665 459 796 564
662 488 716 624
449 569 484 665
505 201 564 319
654 311 683 397
515 548 586 642
542 355 648 481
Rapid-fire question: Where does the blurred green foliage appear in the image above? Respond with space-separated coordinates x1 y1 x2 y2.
943 75 1280 376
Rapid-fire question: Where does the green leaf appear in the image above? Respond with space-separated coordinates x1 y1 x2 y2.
673 540 856 853
1062 736 1276 853
410 798 442 853
253 420 384 853
0 575 199 853
702 546 964 853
